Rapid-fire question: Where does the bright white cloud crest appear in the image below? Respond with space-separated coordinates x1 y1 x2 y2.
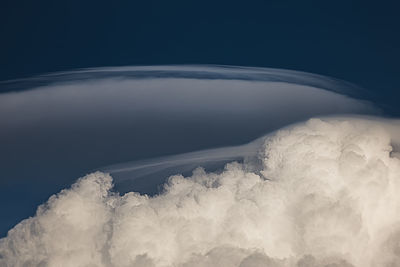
2 117 400 267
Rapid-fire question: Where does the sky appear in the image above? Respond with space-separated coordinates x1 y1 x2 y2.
1 0 400 235
0 0 400 111
2 1 400 266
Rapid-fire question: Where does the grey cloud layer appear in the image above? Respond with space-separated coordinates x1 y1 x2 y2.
0 66 379 192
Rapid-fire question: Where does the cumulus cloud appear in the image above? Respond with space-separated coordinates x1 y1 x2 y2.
2 117 400 267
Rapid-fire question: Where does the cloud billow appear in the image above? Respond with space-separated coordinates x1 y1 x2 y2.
2 117 400 267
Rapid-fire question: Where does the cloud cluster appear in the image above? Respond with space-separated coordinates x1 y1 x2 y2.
2 117 400 267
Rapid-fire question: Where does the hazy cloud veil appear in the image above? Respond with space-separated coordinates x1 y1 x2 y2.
0 66 398 267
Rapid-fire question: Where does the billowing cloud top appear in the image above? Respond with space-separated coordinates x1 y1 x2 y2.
2 117 400 267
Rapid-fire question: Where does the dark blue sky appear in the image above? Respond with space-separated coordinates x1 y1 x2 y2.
1 0 400 111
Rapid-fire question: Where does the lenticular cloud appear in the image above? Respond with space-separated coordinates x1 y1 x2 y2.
2 117 400 267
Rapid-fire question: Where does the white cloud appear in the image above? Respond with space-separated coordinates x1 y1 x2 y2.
2 117 400 267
